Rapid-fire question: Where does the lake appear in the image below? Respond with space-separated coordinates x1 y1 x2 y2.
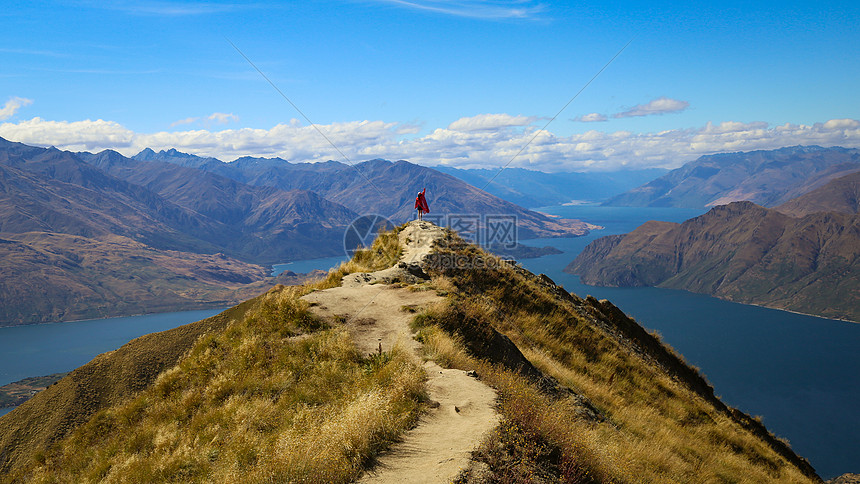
0 308 225 417
517 205 859 480
1 207 856 477
271 255 347 276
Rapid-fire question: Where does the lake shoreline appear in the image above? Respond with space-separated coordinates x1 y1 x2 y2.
0 301 233 330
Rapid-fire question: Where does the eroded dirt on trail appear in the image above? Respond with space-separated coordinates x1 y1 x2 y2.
302 283 439 356
300 221 499 483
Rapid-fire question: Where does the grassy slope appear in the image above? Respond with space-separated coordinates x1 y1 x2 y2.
421 231 819 482
1 229 420 483
1 226 821 483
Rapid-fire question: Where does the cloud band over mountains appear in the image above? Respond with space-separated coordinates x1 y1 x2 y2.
1 114 858 172
574 97 690 123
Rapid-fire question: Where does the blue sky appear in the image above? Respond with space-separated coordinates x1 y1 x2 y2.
1 0 858 171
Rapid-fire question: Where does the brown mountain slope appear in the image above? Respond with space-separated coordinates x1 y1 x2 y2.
567 201 860 322
0 224 820 482
132 149 592 239
79 149 359 263
0 138 367 325
320 159 591 238
0 144 222 254
0 232 271 325
604 146 860 208
776 171 860 217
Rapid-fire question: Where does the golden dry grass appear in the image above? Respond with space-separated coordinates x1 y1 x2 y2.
311 226 403 290
7 224 421 484
4 225 818 483
419 231 817 484
15 288 426 484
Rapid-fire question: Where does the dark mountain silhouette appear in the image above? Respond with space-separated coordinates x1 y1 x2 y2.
604 146 860 208
567 200 860 322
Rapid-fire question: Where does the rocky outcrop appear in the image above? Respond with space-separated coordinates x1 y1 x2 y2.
828 473 860 484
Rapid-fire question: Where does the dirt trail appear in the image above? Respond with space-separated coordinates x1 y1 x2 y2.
301 221 499 483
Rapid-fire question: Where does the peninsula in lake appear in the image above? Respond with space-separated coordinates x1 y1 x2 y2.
569 169 860 322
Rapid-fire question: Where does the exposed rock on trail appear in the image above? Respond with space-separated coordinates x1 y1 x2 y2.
301 221 499 483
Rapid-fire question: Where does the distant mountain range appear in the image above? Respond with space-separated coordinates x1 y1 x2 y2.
433 166 667 207
568 171 860 322
775 170 860 217
0 137 590 325
604 146 860 208
129 149 592 238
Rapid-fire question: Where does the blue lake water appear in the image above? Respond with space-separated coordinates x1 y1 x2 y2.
271 255 348 276
0 308 224 417
0 206 856 477
517 205 859 479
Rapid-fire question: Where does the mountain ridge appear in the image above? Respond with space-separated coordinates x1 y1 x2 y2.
604 145 860 208
0 137 593 326
130 147 592 238
776 170 860 217
567 199 860 322
0 222 822 482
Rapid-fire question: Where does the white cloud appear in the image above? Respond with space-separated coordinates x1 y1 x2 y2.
823 118 860 129
371 0 545 20
448 113 537 131
0 117 134 151
614 97 690 118
207 112 239 124
0 97 33 121
1 115 859 172
170 117 198 127
574 112 608 123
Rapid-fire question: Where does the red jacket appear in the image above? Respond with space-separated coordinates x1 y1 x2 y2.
415 188 429 214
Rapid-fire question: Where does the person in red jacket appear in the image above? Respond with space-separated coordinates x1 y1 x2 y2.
415 188 429 220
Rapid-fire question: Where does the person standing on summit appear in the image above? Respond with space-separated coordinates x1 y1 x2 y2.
415 188 429 221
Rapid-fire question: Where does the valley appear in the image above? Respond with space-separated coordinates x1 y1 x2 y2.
0 137 591 327
0 222 825 482
2 142 860 478
3 1 858 480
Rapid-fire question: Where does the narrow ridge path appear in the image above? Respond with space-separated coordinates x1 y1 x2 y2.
301 221 499 483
